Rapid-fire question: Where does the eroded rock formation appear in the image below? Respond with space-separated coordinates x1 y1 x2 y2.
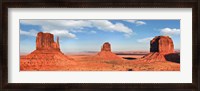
24 32 71 59
96 42 123 61
141 36 179 62
21 32 74 70
150 36 174 54
101 42 111 52
36 32 60 50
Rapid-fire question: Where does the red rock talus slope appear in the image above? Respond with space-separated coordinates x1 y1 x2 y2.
21 32 74 70
140 36 179 62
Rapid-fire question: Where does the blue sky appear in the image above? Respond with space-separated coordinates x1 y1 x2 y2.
20 20 180 54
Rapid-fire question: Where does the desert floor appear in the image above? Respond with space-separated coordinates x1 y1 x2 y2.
20 54 180 71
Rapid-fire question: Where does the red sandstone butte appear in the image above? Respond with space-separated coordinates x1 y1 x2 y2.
101 42 111 51
150 36 174 54
36 32 60 50
22 32 73 66
96 42 124 61
141 36 178 62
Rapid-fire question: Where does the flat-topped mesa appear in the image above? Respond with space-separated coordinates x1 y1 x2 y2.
101 42 111 52
150 36 174 54
140 36 177 62
36 32 60 51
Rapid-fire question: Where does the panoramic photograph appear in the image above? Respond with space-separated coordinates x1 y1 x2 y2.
20 20 180 71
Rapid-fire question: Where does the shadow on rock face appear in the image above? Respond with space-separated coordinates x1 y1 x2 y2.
122 57 137 60
164 53 180 63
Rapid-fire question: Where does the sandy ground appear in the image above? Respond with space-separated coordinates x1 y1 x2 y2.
20 54 180 71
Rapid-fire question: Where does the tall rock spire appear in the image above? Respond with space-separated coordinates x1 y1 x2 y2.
57 36 60 47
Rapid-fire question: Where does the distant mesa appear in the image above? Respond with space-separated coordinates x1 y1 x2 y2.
96 42 124 61
141 36 179 62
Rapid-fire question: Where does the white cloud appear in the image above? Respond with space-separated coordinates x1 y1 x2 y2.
160 28 180 36
20 20 87 38
20 29 38 36
20 20 133 38
123 20 137 23
20 20 91 31
135 21 146 25
123 20 146 26
90 20 133 36
45 30 76 38
90 30 97 34
137 37 154 43
124 33 132 38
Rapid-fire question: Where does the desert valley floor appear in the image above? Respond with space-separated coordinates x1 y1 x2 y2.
20 53 180 71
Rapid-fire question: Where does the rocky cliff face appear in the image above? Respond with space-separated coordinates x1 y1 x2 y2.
141 36 178 62
36 32 60 51
101 42 111 52
150 36 174 54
